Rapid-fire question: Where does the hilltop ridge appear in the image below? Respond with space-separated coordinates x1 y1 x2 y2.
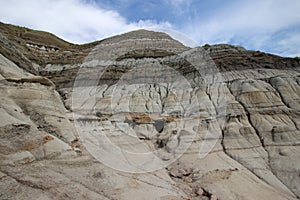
0 22 300 200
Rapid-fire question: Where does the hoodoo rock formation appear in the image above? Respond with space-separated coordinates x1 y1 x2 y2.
0 22 300 200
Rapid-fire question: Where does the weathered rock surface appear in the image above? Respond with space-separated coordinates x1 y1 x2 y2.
0 22 300 200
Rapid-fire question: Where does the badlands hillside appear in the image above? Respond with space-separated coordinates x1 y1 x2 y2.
0 21 300 200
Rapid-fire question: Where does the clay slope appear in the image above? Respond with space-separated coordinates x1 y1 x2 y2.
0 22 300 200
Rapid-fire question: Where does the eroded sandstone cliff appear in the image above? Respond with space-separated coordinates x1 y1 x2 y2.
0 22 300 200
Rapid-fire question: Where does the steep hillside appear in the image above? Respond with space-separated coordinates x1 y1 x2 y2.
0 22 98 73
0 22 300 200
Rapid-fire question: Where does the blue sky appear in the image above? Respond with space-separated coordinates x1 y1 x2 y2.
0 0 300 57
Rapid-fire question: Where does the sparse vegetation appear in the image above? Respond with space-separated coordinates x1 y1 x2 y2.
203 43 211 50
0 22 100 71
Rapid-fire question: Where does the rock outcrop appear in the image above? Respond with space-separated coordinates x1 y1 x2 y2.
0 22 300 200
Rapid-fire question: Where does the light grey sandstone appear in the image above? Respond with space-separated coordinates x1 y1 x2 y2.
0 27 299 200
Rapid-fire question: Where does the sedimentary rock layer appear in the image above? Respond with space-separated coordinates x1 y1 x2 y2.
0 22 299 200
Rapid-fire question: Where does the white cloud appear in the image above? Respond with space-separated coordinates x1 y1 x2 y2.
181 0 300 56
0 0 172 44
164 0 191 7
270 32 300 57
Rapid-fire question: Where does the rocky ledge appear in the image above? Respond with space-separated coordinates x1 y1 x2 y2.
0 22 300 200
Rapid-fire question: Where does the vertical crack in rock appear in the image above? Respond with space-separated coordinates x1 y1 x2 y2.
227 79 298 197
1 23 300 200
